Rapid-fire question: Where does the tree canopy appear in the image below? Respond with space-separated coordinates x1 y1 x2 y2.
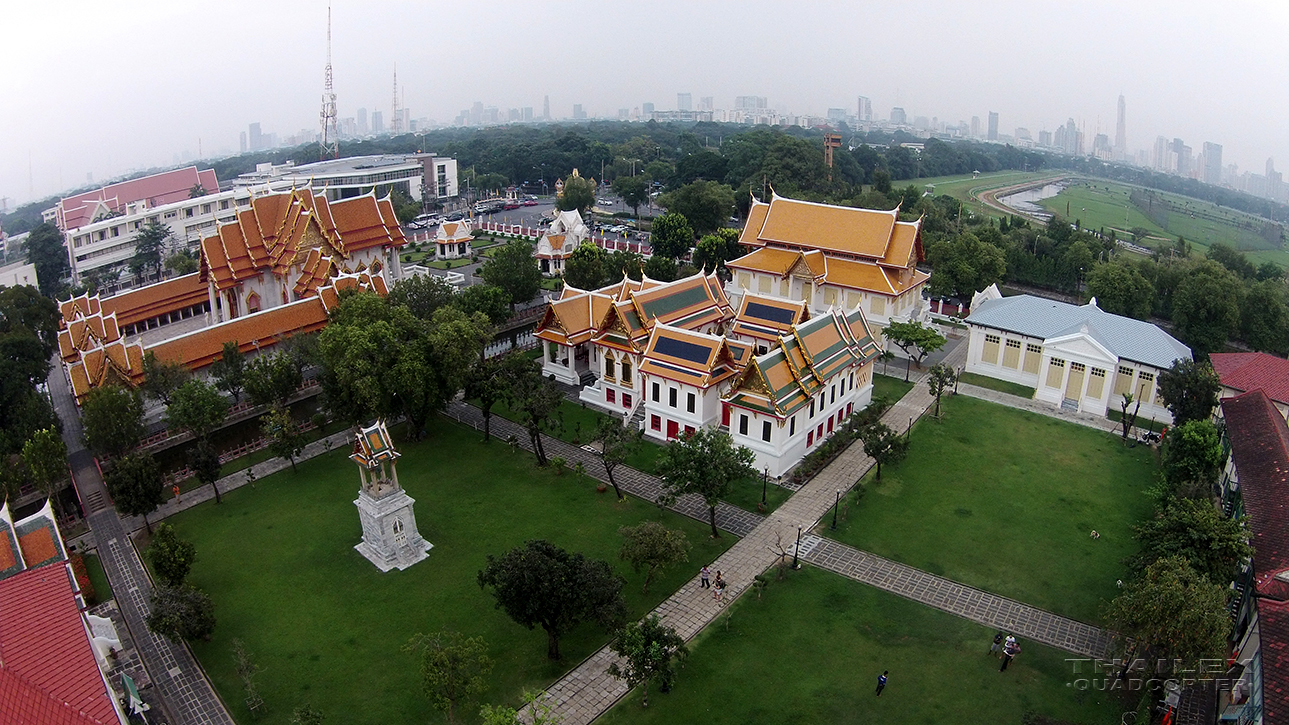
147 584 216 642
1157 359 1222 427
403 629 493 723
607 614 688 708
24 223 69 298
649 213 694 260
140 351 190 405
618 521 689 594
925 232 1006 300
1132 499 1251 585
1160 419 1224 500
209 342 247 404
1085 262 1155 320
147 522 198 588
555 175 596 215
104 452 164 532
656 427 755 538
656 181 734 236
1171 260 1240 356
0 285 60 455
564 242 607 290
611 175 648 217
22 427 67 519
480 240 541 308
883 321 947 381
165 379 229 440
1105 556 1230 673
244 351 303 409
81 385 144 460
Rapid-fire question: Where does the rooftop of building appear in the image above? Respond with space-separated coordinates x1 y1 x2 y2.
235 155 424 183
57 167 221 231
1211 352 1289 406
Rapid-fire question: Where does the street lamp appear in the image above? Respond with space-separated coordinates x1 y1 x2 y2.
792 525 802 569
831 489 840 530
761 467 768 508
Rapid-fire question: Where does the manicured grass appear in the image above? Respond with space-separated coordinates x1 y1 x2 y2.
828 394 1155 624
872 373 914 402
166 416 735 725
539 277 564 290
958 371 1037 399
82 552 113 605
598 567 1126 725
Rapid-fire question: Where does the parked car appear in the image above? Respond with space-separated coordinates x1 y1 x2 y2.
445 211 465 221
521 199 538 206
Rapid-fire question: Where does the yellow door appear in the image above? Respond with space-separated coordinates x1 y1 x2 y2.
1064 363 1086 401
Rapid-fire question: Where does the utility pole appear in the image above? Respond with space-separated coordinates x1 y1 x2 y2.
318 3 339 160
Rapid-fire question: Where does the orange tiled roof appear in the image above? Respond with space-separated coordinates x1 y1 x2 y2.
535 291 613 346
98 272 207 327
741 194 900 259
147 298 328 371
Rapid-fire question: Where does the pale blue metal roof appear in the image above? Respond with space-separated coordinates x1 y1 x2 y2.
966 294 1191 369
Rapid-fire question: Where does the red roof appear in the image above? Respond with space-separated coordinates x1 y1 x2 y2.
0 566 122 725
1261 601 1289 725
58 167 220 231
1211 352 1289 406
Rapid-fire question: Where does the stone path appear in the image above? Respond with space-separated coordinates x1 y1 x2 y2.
956 382 1124 434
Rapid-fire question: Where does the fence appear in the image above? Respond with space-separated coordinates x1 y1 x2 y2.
473 221 653 256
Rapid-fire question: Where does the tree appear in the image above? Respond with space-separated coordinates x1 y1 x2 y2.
692 230 742 274
1105 556 1230 674
1132 499 1251 584
1157 359 1222 427
1118 392 1142 443
104 453 164 533
189 183 209 199
141 351 190 406
22 427 67 520
81 385 145 459
130 221 170 282
925 232 1006 299
209 342 247 404
642 255 677 282
1085 262 1155 320
1171 260 1240 356
165 251 198 276
656 181 734 236
0 285 60 455
1160 419 1224 500
390 274 457 320
165 380 229 440
1206 243 1256 279
564 242 607 290
454 284 512 326
261 406 305 473
618 522 689 594
24 223 70 298
607 615 689 708
882 320 947 382
861 422 909 481
244 351 302 409
649 213 694 260
146 522 198 587
612 175 649 217
402 629 493 723
591 417 641 500
146 584 216 642
656 427 756 538
1241 279 1289 355
464 354 508 443
872 169 893 195
480 690 562 725
500 355 563 465
556 175 596 215
290 705 325 725
480 240 541 309
477 539 627 660
1256 260 1284 282
192 439 224 504
926 363 957 418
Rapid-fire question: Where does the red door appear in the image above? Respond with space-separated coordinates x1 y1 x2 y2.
666 420 679 439
722 404 730 426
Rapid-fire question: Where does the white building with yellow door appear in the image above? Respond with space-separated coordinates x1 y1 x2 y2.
964 286 1190 422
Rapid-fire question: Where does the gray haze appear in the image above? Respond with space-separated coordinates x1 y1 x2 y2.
3 0 1287 206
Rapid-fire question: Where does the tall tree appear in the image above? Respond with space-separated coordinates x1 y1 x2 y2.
454 284 512 326
244 352 302 409
191 439 224 504
926 363 957 418
861 422 909 481
165 379 229 440
1157 359 1222 427
691 230 742 274
104 452 164 533
500 355 563 465
1240 279 1289 355
882 321 947 382
656 427 755 538
261 406 305 473
146 584 216 642
618 521 689 594
141 351 190 406
23 223 70 298
1085 262 1155 320
925 232 1006 299
649 213 694 260
1105 556 1230 674
477 539 627 660
81 385 145 460
642 255 677 282
464 355 509 443
130 221 170 282
612 175 649 217
390 274 457 320
1160 419 1224 500
555 175 596 215
607 615 689 708
22 427 68 519
480 240 541 309
656 181 735 236
164 251 198 276
1171 260 1240 356
402 629 493 724
0 285 59 455
591 417 641 500
146 522 198 587
564 242 607 290
209 342 247 404
1132 499 1251 584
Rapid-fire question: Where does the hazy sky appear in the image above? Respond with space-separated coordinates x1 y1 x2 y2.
3 0 1287 207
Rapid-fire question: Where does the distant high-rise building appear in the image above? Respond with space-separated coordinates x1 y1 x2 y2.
970 116 982 138
357 107 369 135
1171 138 1191 176
699 96 713 111
372 110 384 135
573 104 586 120
1038 129 1052 147
642 102 655 117
543 95 550 120
1153 136 1168 170
735 96 768 111
1202 142 1223 185
987 112 999 141
522 107 533 122
249 122 263 151
890 107 907 125
239 131 248 154
856 96 872 122
827 108 847 122
1114 95 1127 160
677 93 692 111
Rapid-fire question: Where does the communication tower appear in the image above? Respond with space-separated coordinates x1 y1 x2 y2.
318 5 339 160
391 64 404 135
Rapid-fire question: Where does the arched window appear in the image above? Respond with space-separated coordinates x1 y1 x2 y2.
620 357 632 385
246 292 261 314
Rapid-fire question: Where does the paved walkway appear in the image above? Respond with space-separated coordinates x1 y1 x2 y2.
956 382 1123 434
48 361 236 725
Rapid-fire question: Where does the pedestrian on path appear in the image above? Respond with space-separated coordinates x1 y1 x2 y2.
713 571 726 605
989 631 1005 656
1000 640 1021 672
700 566 711 588
172 484 181 502
875 671 888 696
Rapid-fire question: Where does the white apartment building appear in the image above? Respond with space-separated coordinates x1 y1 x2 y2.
232 154 458 203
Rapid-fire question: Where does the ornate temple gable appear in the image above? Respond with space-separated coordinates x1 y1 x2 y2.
786 253 820 282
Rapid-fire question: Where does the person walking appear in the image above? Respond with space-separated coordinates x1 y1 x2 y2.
875 671 888 696
989 631 1005 657
1000 640 1021 672
713 571 726 605
700 566 711 589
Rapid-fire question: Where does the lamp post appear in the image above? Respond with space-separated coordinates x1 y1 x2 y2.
761 467 768 508
831 489 840 530
792 525 802 569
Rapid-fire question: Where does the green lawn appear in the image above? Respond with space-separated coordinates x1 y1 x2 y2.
165 416 735 725
958 371 1036 399
872 373 914 402
82 552 113 605
828 395 1155 624
598 567 1126 725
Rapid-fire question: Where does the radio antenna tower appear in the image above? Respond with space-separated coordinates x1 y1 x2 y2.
318 4 339 160
391 63 403 135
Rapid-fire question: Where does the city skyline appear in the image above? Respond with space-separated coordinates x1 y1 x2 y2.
2 0 1288 206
